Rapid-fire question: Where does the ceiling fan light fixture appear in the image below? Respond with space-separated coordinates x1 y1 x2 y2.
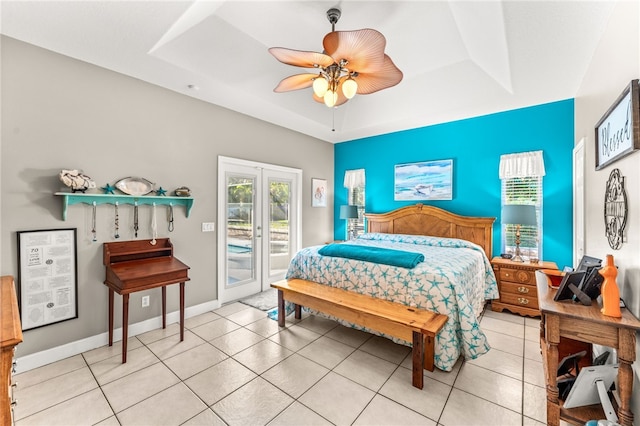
313 76 329 97
269 7 402 110
342 77 358 99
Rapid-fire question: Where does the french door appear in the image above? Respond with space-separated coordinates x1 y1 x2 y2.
217 156 301 303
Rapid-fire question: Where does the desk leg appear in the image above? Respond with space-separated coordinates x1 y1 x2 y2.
617 328 636 426
545 314 560 426
179 282 185 342
108 289 114 347
122 294 129 364
162 286 167 329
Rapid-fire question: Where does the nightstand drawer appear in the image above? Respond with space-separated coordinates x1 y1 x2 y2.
499 268 536 285
499 292 539 310
500 281 537 297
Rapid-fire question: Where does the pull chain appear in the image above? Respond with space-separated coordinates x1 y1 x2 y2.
150 203 157 245
91 201 97 242
114 202 120 239
133 202 139 238
168 204 174 232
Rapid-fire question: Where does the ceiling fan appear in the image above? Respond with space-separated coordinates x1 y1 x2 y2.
268 7 403 108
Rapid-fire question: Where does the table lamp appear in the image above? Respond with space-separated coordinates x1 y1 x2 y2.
340 205 359 240
501 204 537 262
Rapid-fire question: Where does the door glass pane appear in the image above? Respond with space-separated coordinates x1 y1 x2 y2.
227 175 255 286
269 179 291 276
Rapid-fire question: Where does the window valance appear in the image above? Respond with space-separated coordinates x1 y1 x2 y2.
499 150 546 179
344 169 365 189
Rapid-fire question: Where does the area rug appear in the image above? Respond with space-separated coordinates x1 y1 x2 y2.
238 288 278 311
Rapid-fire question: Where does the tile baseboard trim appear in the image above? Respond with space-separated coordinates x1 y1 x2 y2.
15 299 221 373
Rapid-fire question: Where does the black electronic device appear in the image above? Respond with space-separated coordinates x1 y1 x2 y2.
577 266 604 300
554 271 589 304
575 255 602 272
554 255 604 305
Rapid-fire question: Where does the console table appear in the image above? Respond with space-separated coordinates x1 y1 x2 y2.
537 272 640 425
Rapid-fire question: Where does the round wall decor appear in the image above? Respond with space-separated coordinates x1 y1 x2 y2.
604 168 627 250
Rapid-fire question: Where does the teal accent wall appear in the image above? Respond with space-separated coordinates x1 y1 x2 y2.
334 99 574 268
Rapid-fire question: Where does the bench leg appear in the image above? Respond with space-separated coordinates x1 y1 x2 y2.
277 289 285 327
424 334 435 372
294 304 302 320
412 331 425 389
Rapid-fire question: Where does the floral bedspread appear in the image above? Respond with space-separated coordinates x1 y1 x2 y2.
285 233 499 371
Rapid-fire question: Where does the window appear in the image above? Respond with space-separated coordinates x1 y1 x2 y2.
344 169 365 240
499 151 545 260
501 176 543 258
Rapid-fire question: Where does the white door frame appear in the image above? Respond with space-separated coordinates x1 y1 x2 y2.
217 156 301 304
573 138 586 269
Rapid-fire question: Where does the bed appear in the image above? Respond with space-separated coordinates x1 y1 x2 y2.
284 204 498 372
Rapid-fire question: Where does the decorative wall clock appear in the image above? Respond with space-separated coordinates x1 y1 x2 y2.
604 168 627 249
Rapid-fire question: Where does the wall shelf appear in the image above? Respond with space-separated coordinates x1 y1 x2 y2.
55 192 194 221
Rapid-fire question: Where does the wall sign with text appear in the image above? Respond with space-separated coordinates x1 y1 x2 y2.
17 228 78 331
594 79 639 170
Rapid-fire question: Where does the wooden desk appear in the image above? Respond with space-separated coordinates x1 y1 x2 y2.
103 239 190 363
537 273 640 425
1 276 23 425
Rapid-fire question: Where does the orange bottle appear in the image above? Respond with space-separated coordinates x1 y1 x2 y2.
600 254 621 318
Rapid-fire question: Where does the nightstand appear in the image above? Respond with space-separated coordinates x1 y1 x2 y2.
491 257 558 317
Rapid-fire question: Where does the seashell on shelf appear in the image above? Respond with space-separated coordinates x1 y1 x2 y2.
114 177 155 196
59 169 96 193
173 186 191 197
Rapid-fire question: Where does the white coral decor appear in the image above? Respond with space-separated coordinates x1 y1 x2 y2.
59 169 97 193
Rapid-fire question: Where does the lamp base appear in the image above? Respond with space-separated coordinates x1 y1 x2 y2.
511 254 525 262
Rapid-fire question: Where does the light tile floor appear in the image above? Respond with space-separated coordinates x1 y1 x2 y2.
13 303 548 425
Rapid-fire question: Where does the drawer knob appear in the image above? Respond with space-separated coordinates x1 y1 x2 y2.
517 297 529 305
517 286 529 294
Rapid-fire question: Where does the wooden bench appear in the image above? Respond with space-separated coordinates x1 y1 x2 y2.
271 279 448 389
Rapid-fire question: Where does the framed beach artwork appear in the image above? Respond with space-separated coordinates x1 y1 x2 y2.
311 178 327 207
394 159 453 201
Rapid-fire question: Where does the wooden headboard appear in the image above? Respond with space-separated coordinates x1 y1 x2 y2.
365 204 495 259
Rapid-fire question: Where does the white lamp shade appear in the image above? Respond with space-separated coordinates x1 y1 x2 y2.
501 204 537 226
324 90 337 107
342 78 358 99
313 77 328 97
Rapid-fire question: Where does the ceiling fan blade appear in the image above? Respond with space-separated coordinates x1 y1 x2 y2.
273 73 318 92
268 47 334 68
354 55 403 94
323 29 386 73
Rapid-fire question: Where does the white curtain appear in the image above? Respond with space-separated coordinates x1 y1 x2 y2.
344 169 365 189
499 150 546 179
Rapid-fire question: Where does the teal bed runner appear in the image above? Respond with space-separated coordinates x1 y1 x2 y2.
318 243 425 269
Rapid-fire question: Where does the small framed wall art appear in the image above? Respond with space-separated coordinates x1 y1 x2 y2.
17 228 78 330
594 79 640 170
311 178 327 207
394 159 453 201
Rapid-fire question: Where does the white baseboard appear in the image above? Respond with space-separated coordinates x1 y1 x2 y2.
15 299 221 374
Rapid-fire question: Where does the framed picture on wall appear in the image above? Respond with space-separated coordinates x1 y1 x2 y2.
594 79 639 170
311 178 327 207
394 159 453 200
17 228 78 331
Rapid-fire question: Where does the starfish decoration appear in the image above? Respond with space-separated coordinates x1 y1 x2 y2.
101 183 115 194
155 187 167 196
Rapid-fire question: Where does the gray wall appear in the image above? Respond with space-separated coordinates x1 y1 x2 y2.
573 0 640 414
0 36 334 357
